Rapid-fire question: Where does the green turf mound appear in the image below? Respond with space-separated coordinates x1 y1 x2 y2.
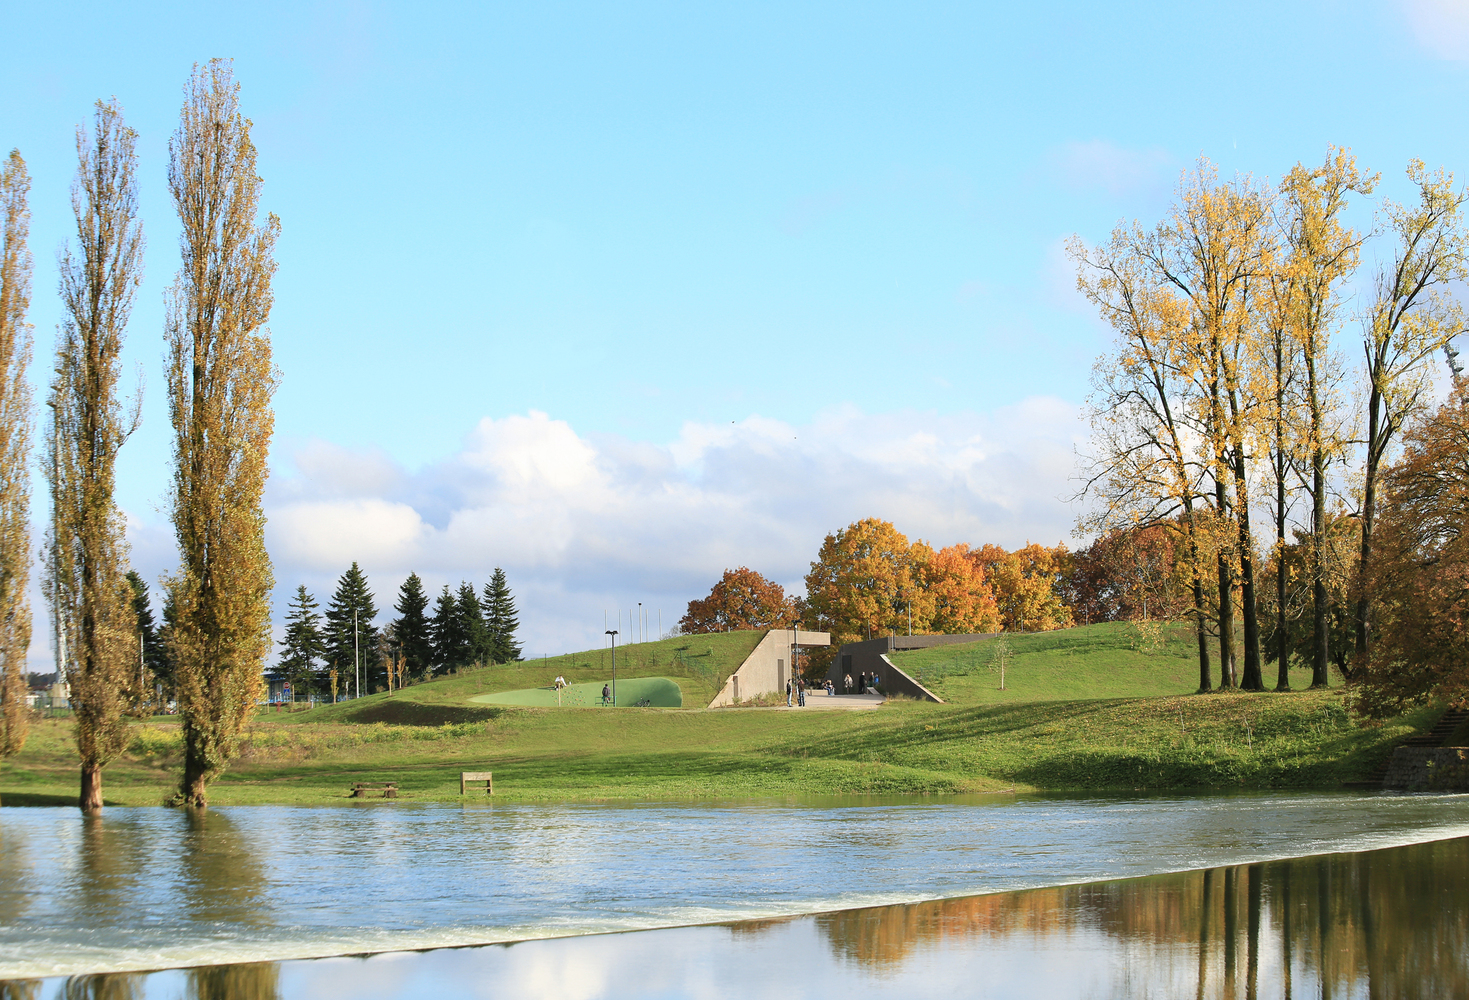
470 676 682 708
339 701 506 726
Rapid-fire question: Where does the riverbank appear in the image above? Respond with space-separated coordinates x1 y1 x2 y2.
0 687 1432 806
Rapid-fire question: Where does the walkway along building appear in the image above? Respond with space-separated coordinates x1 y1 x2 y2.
707 629 830 707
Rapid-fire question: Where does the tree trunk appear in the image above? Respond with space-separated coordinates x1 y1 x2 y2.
1189 517 1213 692
1275 497 1290 691
1312 455 1330 689
1234 455 1264 690
79 762 103 812
1356 386 1382 662
180 749 209 809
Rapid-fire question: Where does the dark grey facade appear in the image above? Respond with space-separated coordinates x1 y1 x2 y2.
827 633 1000 703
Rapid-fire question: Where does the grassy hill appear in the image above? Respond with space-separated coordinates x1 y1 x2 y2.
889 622 1332 705
0 624 1431 806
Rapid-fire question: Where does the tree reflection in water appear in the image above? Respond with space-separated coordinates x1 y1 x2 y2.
815 837 1469 998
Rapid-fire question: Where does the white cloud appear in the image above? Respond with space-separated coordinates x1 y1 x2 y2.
1403 0 1469 60
25 403 1084 669
258 403 1084 657
1049 139 1174 199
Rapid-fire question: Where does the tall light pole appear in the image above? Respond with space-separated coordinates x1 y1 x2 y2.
605 629 618 706
638 602 643 643
353 608 360 699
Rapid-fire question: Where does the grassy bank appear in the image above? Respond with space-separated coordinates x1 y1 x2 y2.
0 686 1429 807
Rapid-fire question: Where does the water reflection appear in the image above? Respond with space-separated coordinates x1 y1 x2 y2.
5 836 1464 999
813 837 1469 998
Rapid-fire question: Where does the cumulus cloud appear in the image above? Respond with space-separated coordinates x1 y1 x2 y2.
261 403 1084 657
1403 0 1469 60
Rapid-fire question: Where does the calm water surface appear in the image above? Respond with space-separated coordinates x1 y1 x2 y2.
2 791 1468 996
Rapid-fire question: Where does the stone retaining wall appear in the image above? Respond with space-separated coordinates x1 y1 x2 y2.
1383 748 1469 791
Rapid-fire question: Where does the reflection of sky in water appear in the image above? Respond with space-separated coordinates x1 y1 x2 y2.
3 792 1469 985
21 836 1469 1000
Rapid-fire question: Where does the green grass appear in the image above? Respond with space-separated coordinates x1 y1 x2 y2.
471 676 682 708
0 624 1436 807
892 621 1334 704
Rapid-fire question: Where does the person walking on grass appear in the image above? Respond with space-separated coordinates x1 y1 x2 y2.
602 683 611 706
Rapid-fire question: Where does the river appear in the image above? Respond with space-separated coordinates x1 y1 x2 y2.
2 790 1468 996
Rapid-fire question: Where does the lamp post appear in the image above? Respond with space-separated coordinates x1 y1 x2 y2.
605 629 618 706
353 608 360 699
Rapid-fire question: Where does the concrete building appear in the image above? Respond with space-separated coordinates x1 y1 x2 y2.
827 633 1003 703
707 628 830 707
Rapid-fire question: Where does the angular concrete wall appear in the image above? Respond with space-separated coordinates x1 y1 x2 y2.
827 632 999 694
707 629 831 708
877 654 943 703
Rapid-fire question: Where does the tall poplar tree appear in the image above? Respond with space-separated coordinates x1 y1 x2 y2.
393 573 432 681
48 99 145 812
165 61 280 807
0 150 33 763
484 568 521 663
324 563 379 695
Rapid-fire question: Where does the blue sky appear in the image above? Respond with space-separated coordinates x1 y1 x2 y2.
3 0 1467 661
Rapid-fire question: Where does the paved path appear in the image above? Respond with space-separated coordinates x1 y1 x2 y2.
775 693 885 711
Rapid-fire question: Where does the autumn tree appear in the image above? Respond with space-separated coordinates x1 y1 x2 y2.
0 150 33 762
1071 225 1217 690
165 61 281 808
1350 389 1469 717
969 543 1072 632
1354 161 1469 661
1279 149 1375 689
47 99 145 812
680 566 800 634
909 543 1001 634
804 519 914 648
393 572 432 680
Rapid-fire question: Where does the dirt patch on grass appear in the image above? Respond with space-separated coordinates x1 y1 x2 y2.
342 701 505 726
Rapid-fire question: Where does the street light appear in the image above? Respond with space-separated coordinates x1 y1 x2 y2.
605 629 618 706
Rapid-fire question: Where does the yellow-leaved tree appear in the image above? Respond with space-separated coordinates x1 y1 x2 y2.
165 61 280 808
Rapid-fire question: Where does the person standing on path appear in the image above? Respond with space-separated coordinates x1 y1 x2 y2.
797 678 806 707
844 672 853 694
785 678 793 707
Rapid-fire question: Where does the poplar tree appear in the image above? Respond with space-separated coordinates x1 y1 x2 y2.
484 568 521 663
0 150 33 763
48 99 145 812
278 585 325 699
324 563 378 695
392 573 432 681
165 61 280 807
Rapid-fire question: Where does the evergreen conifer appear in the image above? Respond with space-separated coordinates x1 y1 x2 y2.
430 585 462 674
484 567 522 662
279 585 326 700
455 581 492 667
125 571 167 690
392 573 433 681
325 563 380 695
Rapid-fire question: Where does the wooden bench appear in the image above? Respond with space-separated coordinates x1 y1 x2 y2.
349 781 398 799
461 771 493 795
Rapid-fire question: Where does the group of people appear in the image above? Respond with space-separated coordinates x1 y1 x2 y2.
842 671 880 695
784 676 836 707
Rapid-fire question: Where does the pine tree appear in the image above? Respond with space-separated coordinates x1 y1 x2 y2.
484 568 521 663
125 571 166 693
430 585 463 674
279 585 325 700
456 581 492 667
324 563 379 696
392 573 432 681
